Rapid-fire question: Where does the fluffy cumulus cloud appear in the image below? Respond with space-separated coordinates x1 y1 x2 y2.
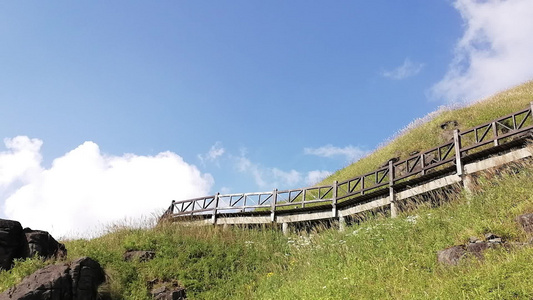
0 136 213 238
304 144 367 163
382 58 425 80
431 0 533 102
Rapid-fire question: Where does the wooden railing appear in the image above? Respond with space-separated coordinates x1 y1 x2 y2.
165 103 533 219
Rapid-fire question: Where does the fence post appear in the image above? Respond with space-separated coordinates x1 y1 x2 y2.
211 193 220 225
270 189 277 223
331 181 338 218
454 129 463 176
301 188 306 208
389 160 397 218
492 122 499 146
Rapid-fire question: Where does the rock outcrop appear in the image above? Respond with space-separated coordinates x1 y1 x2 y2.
148 279 187 300
23 228 67 259
0 219 25 270
0 257 105 300
437 233 504 265
123 250 156 262
0 219 66 271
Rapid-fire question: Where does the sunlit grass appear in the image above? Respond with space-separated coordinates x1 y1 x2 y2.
2 82 533 299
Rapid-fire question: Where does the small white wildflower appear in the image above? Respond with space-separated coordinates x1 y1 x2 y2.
406 215 419 224
322 286 327 289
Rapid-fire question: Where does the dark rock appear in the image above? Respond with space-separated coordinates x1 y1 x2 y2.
123 250 156 262
70 257 106 300
437 245 466 265
440 120 458 130
0 219 67 272
517 213 533 234
23 228 67 259
149 279 187 300
1 257 105 300
0 219 25 270
466 241 490 259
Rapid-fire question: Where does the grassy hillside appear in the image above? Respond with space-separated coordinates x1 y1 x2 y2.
321 81 533 185
1 82 533 299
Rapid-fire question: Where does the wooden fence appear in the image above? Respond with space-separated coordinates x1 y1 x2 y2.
164 102 533 224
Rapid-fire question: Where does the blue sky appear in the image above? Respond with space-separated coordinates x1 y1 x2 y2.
1 0 533 237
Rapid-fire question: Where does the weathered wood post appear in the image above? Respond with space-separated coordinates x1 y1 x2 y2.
211 193 220 225
454 129 463 177
389 160 397 218
282 222 290 236
270 189 277 223
331 181 345 231
301 188 306 208
331 181 338 218
492 121 499 146
454 129 473 194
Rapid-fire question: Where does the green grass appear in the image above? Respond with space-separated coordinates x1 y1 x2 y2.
250 162 533 299
320 80 533 187
4 162 531 299
2 82 533 299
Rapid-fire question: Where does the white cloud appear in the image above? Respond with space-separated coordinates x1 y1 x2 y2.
305 170 332 186
304 145 367 163
382 58 424 80
0 136 214 238
198 142 225 165
431 0 533 103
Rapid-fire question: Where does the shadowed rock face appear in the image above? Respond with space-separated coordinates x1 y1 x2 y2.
0 219 66 271
23 228 67 259
1 257 105 300
0 219 25 270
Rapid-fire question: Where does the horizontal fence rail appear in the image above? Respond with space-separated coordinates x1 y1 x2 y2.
165 102 533 221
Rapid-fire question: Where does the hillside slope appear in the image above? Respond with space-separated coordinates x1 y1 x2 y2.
321 80 533 186
1 82 533 299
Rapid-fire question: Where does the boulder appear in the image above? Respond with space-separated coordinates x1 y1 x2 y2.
437 245 466 266
23 228 67 259
517 213 533 234
1 257 105 300
70 257 106 300
0 219 25 270
0 219 67 271
149 279 186 300
123 250 156 262
466 242 490 260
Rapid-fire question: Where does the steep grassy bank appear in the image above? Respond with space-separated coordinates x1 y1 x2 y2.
2 161 532 299
321 80 533 186
2 82 533 299
251 162 533 299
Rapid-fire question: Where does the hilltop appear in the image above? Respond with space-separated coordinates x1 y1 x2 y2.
1 81 533 299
